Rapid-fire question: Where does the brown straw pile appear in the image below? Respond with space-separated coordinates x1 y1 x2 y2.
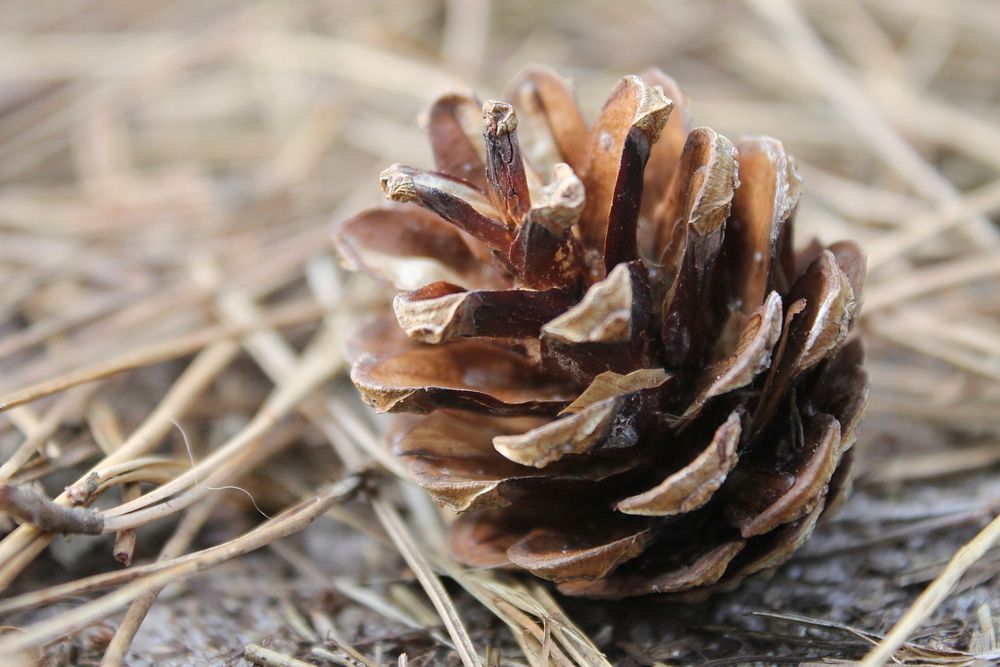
0 1 997 665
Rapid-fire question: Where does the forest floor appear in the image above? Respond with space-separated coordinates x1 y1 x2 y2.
0 1 997 665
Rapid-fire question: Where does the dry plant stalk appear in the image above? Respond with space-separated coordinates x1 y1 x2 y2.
334 66 869 597
0 473 366 657
860 513 1000 665
0 484 103 534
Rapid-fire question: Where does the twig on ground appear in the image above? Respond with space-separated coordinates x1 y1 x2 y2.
0 341 240 591
0 473 366 656
0 484 103 535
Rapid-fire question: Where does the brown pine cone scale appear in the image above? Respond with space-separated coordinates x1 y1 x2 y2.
334 66 869 598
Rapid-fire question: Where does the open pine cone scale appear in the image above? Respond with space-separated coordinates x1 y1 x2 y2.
334 66 869 598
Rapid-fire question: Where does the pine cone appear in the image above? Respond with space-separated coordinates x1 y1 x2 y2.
334 67 868 598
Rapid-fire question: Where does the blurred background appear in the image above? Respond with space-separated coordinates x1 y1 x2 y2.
0 1 998 665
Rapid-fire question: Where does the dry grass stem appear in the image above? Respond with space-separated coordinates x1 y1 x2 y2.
0 473 365 657
860 513 1000 666
99 498 219 667
0 341 240 590
244 644 317 667
0 298 324 413
372 498 482 667
747 0 998 245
